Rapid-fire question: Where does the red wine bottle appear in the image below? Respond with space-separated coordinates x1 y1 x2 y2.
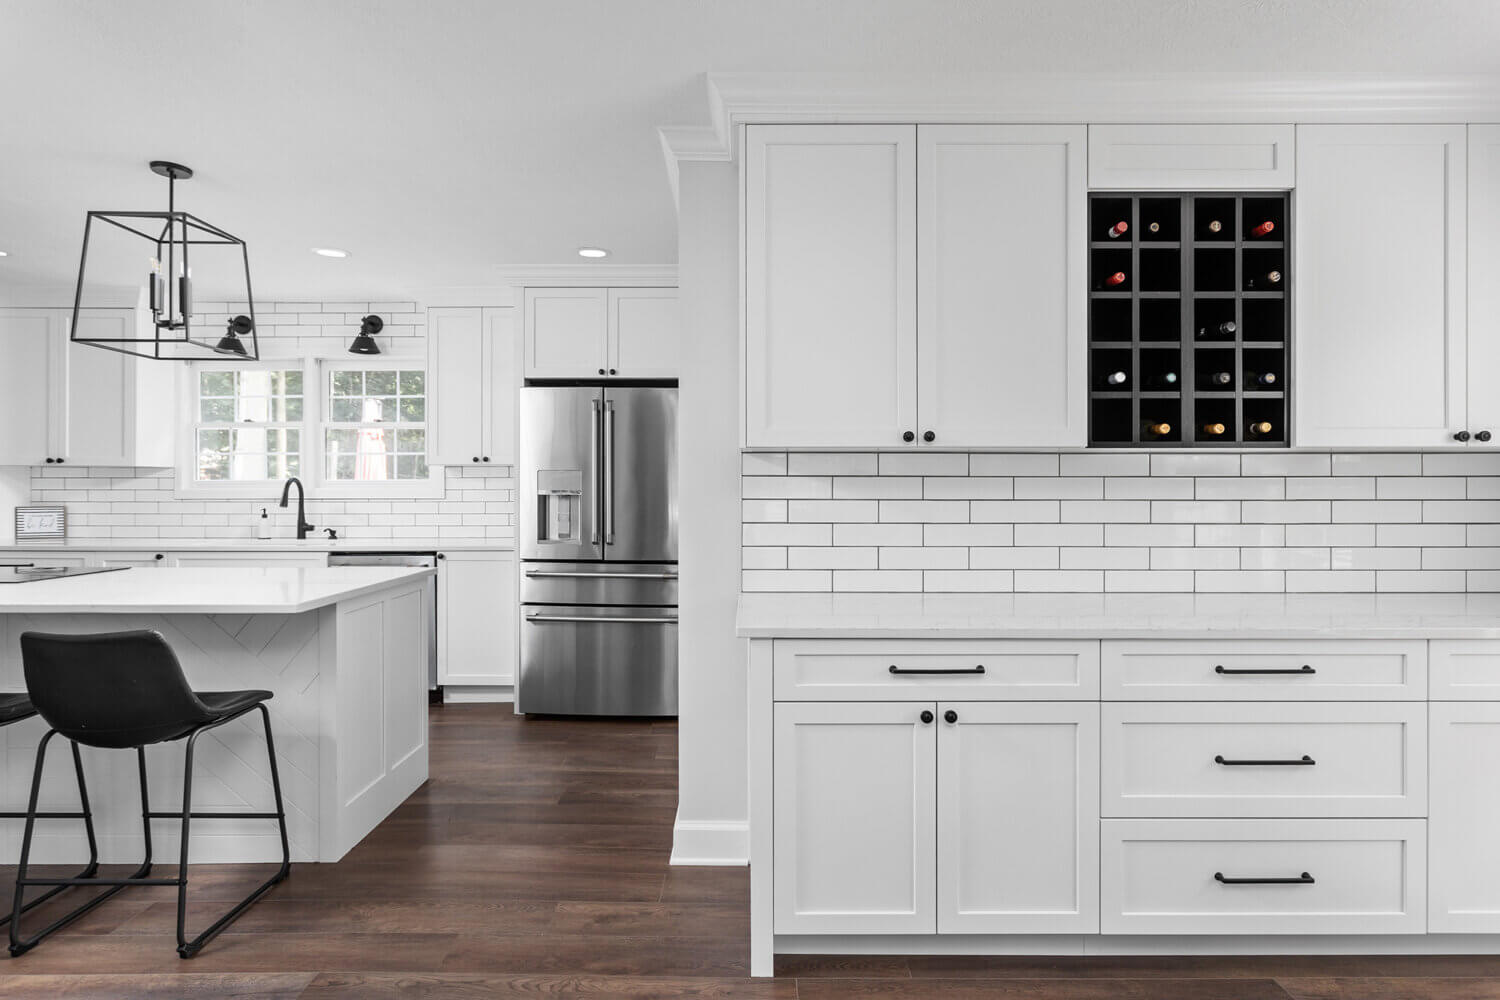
1107 221 1129 239
1102 271 1126 288
1196 320 1237 339
1250 220 1276 238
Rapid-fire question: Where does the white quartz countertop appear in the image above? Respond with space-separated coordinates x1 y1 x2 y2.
0 566 435 614
0 539 511 553
737 592 1500 639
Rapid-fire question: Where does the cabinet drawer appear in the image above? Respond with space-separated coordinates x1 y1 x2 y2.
772 639 1099 701
1101 819 1426 935
1087 124 1295 189
1431 640 1500 699
1102 640 1426 701
1102 703 1426 818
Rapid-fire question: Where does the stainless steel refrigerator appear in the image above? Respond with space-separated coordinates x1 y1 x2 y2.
518 385 678 716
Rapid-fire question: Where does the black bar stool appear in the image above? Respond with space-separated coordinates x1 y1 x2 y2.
11 630 291 958
0 693 109 928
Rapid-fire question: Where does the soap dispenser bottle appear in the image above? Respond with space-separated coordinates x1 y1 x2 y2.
255 507 271 540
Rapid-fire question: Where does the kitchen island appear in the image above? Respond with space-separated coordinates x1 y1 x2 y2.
0 565 434 865
741 592 1500 976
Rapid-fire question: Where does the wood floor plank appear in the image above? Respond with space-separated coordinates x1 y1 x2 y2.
0 972 314 998
1278 978 1500 999
905 955 1397 980
298 971 795 998
796 979 1294 999
438 932 749 977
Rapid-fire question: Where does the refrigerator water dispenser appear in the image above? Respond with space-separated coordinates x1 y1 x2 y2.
535 469 584 544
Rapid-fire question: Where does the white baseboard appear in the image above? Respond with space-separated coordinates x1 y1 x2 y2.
670 809 749 866
442 685 514 704
776 933 1500 956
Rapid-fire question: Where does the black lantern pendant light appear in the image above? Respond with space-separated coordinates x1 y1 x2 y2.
70 160 258 360
348 315 383 355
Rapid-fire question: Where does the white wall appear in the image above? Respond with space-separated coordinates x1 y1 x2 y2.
672 159 748 864
0 468 27 544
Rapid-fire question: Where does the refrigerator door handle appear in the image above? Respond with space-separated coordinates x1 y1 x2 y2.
526 613 678 625
589 398 600 546
604 398 616 546
525 570 679 580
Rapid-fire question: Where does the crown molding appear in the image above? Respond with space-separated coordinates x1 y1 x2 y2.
659 72 1500 161
494 265 678 288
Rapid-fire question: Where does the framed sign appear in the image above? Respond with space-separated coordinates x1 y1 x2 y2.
15 506 66 541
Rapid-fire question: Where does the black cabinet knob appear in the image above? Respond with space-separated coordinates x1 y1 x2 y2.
608 368 617 375
598 368 605 375
943 709 958 724
57 458 63 464
923 430 935 443
472 456 480 463
482 456 490 462
902 431 915 443
919 710 934 725
1455 431 1472 442
437 553 446 560
44 458 53 464
1479 431 1493 443
154 553 164 561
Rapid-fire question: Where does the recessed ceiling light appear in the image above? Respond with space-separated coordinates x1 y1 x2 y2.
0 251 8 257
312 247 349 258
577 246 609 259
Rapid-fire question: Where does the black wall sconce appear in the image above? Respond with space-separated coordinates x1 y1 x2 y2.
348 315 383 355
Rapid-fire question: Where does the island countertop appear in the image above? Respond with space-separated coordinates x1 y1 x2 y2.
737 591 1500 639
0 565 435 615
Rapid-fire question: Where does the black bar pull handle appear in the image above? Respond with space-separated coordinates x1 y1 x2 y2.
1215 754 1315 766
1215 664 1315 676
1215 871 1315 885
889 665 986 676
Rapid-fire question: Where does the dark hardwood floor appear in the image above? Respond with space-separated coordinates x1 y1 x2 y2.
0 704 1494 998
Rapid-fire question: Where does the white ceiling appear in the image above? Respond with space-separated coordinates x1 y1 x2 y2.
2 0 1497 300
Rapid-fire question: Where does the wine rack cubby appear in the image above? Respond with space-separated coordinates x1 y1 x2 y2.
1088 192 1290 448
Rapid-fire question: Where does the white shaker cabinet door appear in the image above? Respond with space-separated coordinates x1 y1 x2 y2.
608 288 678 379
917 125 1087 449
437 551 516 686
0 310 61 465
772 701 936 935
745 125 917 448
483 306 518 466
936 701 1099 934
428 307 486 467
1468 125 1500 446
525 287 607 379
64 312 135 466
1294 125 1467 447
1430 701 1500 932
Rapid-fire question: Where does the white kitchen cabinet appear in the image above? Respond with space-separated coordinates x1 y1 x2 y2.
1087 124 1296 189
1467 124 1500 446
772 700 936 934
93 551 170 569
172 551 328 568
917 125 1086 448
937 701 1099 933
745 125 917 448
1294 125 1468 447
427 306 516 467
0 308 175 467
523 288 678 380
436 550 516 686
1430 701 1500 932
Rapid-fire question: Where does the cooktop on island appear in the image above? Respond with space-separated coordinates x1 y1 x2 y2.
0 565 129 584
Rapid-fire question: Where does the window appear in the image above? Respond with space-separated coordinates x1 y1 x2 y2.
324 366 429 481
194 368 303 481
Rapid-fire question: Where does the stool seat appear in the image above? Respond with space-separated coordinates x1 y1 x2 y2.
196 691 274 720
0 695 36 727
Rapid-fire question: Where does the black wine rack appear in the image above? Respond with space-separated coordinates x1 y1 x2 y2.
1088 192 1290 448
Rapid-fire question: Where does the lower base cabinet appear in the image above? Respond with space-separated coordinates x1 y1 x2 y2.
437 550 516 686
772 699 1099 935
1430 701 1500 932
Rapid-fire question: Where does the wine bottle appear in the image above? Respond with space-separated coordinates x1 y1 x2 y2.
1247 420 1274 436
1144 421 1172 437
1247 370 1278 387
1247 270 1282 289
1206 371 1232 387
1250 220 1276 238
1196 320 1237 339
1201 422 1227 436
1105 370 1128 386
1147 371 1180 389
1107 221 1129 239
1147 221 1161 235
1206 219 1223 235
1103 271 1126 288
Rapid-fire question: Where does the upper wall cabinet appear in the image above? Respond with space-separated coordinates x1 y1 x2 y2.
428 306 517 467
1468 125 1500 447
1294 125 1468 447
918 125 1086 448
0 308 175 468
523 287 679 380
1087 124 1296 189
744 124 1085 449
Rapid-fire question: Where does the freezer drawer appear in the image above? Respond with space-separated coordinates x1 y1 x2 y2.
519 604 678 716
521 561 677 607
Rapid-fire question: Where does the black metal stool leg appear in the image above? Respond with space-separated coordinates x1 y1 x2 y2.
174 706 290 959
0 738 103 932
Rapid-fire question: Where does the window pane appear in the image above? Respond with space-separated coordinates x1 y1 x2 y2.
199 398 235 422
330 399 363 422
396 429 424 451
400 370 425 395
199 371 235 397
365 370 397 395
399 397 425 422
331 370 362 396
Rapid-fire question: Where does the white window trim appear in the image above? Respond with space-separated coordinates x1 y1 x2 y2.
175 343 443 500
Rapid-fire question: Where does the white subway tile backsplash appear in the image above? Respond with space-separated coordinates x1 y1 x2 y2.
740 451 1494 593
